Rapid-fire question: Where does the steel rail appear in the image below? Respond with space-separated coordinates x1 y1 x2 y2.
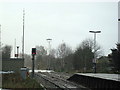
35 72 89 90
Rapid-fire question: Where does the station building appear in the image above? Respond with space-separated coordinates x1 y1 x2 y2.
2 58 24 72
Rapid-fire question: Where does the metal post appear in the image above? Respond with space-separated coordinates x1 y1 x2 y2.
17 46 19 58
22 9 25 59
14 39 16 58
94 33 96 73
84 56 86 73
46 39 52 70
32 55 35 78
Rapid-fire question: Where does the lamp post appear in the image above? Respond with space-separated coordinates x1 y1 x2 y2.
46 38 52 70
89 31 101 73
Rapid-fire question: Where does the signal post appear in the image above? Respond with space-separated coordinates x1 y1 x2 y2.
31 48 36 78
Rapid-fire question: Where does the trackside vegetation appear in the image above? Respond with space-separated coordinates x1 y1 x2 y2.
2 73 44 89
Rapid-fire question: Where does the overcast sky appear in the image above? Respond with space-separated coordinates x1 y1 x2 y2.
0 0 118 57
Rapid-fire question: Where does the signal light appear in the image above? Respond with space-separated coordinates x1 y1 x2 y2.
32 48 36 55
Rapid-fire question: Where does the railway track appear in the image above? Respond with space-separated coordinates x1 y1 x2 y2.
35 72 89 90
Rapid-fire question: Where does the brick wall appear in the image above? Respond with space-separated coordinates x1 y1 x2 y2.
2 58 24 72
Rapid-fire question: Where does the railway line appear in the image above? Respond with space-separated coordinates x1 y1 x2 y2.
35 72 89 90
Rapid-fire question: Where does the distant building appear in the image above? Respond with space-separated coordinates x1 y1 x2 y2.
2 58 24 72
118 1 120 43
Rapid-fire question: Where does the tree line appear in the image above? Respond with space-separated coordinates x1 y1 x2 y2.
25 38 105 73
108 43 120 73
2 39 120 73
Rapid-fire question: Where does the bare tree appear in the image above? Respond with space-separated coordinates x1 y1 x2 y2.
56 43 73 58
56 43 73 71
35 45 47 69
80 38 103 58
36 46 47 56
2 45 12 59
73 38 103 72
49 49 56 58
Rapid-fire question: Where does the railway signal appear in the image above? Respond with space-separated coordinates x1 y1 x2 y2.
31 48 36 78
32 48 36 55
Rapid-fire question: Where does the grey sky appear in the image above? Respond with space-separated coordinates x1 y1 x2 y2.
0 0 118 57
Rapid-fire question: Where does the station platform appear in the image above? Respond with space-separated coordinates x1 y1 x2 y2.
68 73 120 89
76 73 120 82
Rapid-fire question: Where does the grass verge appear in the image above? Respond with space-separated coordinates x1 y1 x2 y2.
2 73 44 89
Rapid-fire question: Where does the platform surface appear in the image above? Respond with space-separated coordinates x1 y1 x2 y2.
76 73 120 82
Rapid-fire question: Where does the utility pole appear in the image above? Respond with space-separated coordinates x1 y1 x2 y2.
22 9 25 59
